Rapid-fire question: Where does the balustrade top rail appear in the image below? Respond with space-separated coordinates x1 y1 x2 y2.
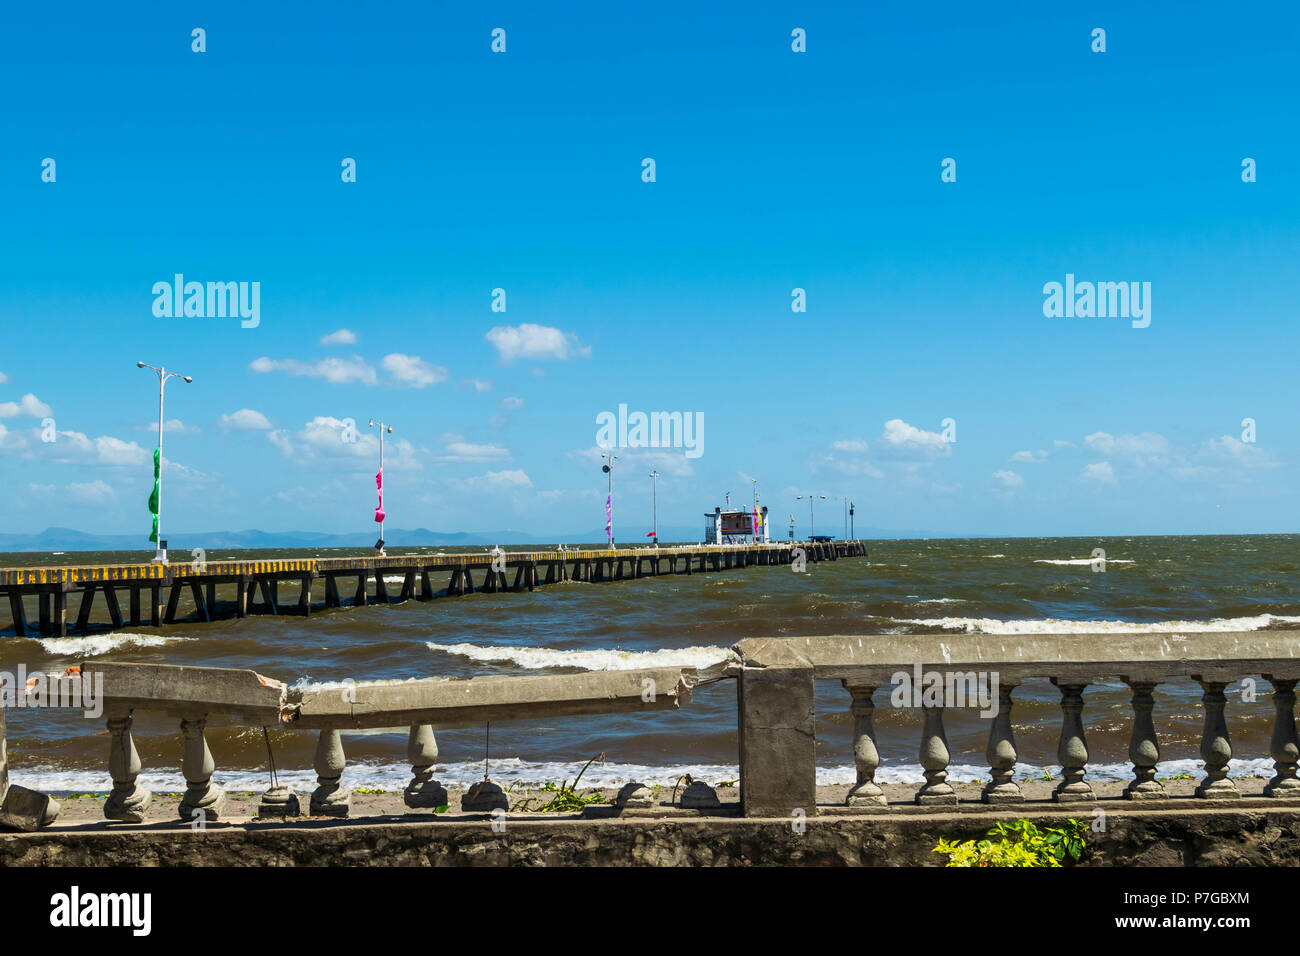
66 661 696 729
0 541 849 587
733 630 1300 682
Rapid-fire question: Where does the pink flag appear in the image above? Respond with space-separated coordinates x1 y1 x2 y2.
753 505 759 536
374 469 385 523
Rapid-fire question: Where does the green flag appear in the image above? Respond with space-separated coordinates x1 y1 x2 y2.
147 448 160 542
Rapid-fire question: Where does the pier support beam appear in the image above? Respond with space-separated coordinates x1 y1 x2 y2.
7 594 27 638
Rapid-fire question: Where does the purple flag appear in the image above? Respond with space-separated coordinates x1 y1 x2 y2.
605 493 612 536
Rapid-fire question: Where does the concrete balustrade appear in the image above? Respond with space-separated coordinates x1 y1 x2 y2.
5 629 1300 832
731 630 1300 817
1 660 699 827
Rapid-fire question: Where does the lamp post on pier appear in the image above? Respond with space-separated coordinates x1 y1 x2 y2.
648 470 660 544
368 419 392 555
602 453 617 549
796 494 826 539
136 361 192 564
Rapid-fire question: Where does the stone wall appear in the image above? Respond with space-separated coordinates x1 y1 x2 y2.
6 806 1300 867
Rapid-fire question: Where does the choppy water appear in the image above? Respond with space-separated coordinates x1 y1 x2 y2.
3 535 1299 794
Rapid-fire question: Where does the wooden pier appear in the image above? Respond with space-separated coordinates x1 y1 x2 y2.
0 540 867 638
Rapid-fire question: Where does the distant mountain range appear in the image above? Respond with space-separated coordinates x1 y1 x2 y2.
0 524 945 553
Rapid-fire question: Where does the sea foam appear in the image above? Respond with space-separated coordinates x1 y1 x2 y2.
425 641 737 672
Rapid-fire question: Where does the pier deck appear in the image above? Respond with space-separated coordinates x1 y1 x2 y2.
0 540 866 637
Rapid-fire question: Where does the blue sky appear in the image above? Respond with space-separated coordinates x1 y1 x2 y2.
1 1 1295 540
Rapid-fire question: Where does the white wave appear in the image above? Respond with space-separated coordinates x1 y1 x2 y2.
11 756 1273 795
892 613 1300 635
28 633 197 658
1034 558 1135 565
426 641 737 672
983 554 1006 559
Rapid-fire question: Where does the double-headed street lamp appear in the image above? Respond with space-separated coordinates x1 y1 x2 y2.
137 361 192 564
369 419 392 555
602 452 617 549
648 470 660 544
795 494 826 538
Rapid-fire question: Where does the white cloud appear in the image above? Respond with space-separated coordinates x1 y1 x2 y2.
0 393 53 419
1010 449 1047 463
464 378 494 393
320 329 358 346
0 424 26 451
27 482 54 495
1084 431 1171 458
1082 461 1116 484
569 445 695 477
382 353 448 389
250 356 377 386
992 469 1024 488
499 396 524 410
142 419 200 435
830 439 869 453
1053 439 1076 448
1196 435 1278 469
486 324 592 363
218 408 273 431
435 438 510 462
49 431 150 467
67 480 115 503
880 419 951 456
480 469 531 488
0 371 8 384
268 416 420 470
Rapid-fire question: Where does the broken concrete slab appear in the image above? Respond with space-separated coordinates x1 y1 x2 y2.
286 666 696 730
73 661 286 723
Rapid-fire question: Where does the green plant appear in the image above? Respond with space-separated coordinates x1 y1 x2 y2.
934 819 1087 868
512 752 607 813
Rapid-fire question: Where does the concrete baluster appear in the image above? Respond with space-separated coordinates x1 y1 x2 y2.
104 714 152 822
310 728 352 816
1263 677 1300 797
403 724 448 809
1124 680 1164 800
843 682 886 806
1052 681 1095 802
983 682 1024 804
1194 679 1240 799
916 705 956 805
178 715 225 823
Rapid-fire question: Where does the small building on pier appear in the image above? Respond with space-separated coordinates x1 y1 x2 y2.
704 506 770 546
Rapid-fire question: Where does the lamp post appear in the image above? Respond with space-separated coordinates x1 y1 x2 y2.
136 361 192 564
368 419 392 555
602 453 617 549
850 499 855 539
796 494 826 539
648 470 660 544
750 477 760 542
